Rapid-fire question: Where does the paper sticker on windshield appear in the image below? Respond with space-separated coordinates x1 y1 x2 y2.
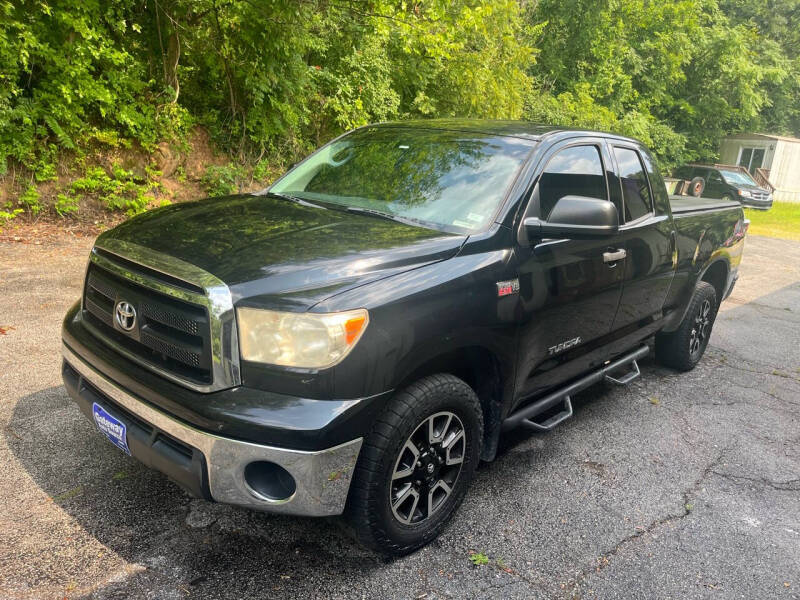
452 220 473 228
467 212 484 223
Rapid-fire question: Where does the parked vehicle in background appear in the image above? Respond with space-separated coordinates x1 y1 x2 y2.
62 120 749 555
672 164 773 210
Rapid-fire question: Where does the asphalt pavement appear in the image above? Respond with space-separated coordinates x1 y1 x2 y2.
0 234 798 599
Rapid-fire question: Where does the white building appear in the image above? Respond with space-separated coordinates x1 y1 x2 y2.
719 133 800 202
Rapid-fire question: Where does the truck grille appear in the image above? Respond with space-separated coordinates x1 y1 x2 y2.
83 261 213 384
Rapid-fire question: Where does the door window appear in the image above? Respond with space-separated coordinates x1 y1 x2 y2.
538 145 607 219
614 147 653 222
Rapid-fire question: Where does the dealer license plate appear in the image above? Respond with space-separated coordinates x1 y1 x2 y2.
92 402 131 455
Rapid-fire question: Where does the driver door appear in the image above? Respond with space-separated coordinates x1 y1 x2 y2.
513 139 625 401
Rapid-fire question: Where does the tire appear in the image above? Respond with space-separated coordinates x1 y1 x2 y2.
344 374 483 555
655 281 718 371
689 177 705 197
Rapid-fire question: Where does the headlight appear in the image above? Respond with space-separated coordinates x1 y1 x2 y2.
237 307 369 368
738 189 752 198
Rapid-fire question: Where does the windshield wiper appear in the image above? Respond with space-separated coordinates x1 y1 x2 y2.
345 206 428 227
260 191 325 209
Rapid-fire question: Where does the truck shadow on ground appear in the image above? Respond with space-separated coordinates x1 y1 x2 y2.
9 365 638 597
12 273 798 600
8 386 391 596
495 351 665 456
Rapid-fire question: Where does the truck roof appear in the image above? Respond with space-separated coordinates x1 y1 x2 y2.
373 119 643 145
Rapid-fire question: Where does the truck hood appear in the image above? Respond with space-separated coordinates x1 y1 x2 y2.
97 194 465 310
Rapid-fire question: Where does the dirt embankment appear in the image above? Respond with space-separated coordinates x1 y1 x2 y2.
0 127 271 242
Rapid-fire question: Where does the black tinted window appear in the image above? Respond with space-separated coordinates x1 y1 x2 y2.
614 147 652 222
539 145 606 219
640 149 668 211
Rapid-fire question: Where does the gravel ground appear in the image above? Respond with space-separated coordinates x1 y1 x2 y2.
1 234 798 600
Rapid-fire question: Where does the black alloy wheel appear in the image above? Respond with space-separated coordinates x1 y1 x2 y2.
389 411 466 525
343 374 482 555
689 298 713 360
655 281 718 371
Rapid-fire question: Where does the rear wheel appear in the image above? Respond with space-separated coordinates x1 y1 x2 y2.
344 374 483 555
656 281 718 371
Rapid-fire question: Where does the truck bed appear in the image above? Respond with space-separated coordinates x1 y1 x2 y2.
669 195 741 215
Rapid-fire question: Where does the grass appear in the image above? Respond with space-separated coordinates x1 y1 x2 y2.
469 552 490 566
744 201 800 241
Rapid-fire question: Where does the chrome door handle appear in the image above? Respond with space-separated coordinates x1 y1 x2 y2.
603 249 627 263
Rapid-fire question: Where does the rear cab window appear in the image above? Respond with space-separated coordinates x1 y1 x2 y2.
613 146 653 223
639 148 669 213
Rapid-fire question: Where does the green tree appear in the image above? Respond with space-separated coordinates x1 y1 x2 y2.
0 0 534 174
2 0 800 214
524 0 795 167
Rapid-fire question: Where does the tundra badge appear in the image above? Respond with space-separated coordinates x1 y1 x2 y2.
548 337 581 355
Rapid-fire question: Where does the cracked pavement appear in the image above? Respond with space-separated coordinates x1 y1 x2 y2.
1 234 799 599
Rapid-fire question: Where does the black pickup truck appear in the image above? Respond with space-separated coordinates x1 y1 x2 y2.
62 120 748 555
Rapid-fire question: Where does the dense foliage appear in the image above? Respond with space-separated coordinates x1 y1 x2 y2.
525 0 800 163
1 0 798 219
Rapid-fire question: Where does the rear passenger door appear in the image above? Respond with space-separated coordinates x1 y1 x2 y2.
609 143 676 330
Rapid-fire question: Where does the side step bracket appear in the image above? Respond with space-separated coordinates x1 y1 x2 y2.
604 359 641 385
501 344 649 433
520 396 573 431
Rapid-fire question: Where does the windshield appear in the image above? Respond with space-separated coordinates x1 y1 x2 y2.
269 127 534 233
719 169 758 186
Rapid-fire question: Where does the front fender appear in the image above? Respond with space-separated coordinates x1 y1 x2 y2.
317 246 519 399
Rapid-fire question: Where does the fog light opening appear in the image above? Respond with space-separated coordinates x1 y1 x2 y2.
243 461 297 502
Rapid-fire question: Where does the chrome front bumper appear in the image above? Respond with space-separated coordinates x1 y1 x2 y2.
63 344 363 517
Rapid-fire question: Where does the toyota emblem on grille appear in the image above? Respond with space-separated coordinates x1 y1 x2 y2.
114 301 137 332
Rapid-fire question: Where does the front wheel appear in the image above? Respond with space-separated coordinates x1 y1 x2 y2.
344 374 483 555
656 281 718 371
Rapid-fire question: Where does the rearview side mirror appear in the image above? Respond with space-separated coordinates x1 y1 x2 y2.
524 195 619 240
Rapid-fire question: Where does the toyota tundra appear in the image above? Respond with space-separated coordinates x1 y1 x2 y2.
61 120 748 554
